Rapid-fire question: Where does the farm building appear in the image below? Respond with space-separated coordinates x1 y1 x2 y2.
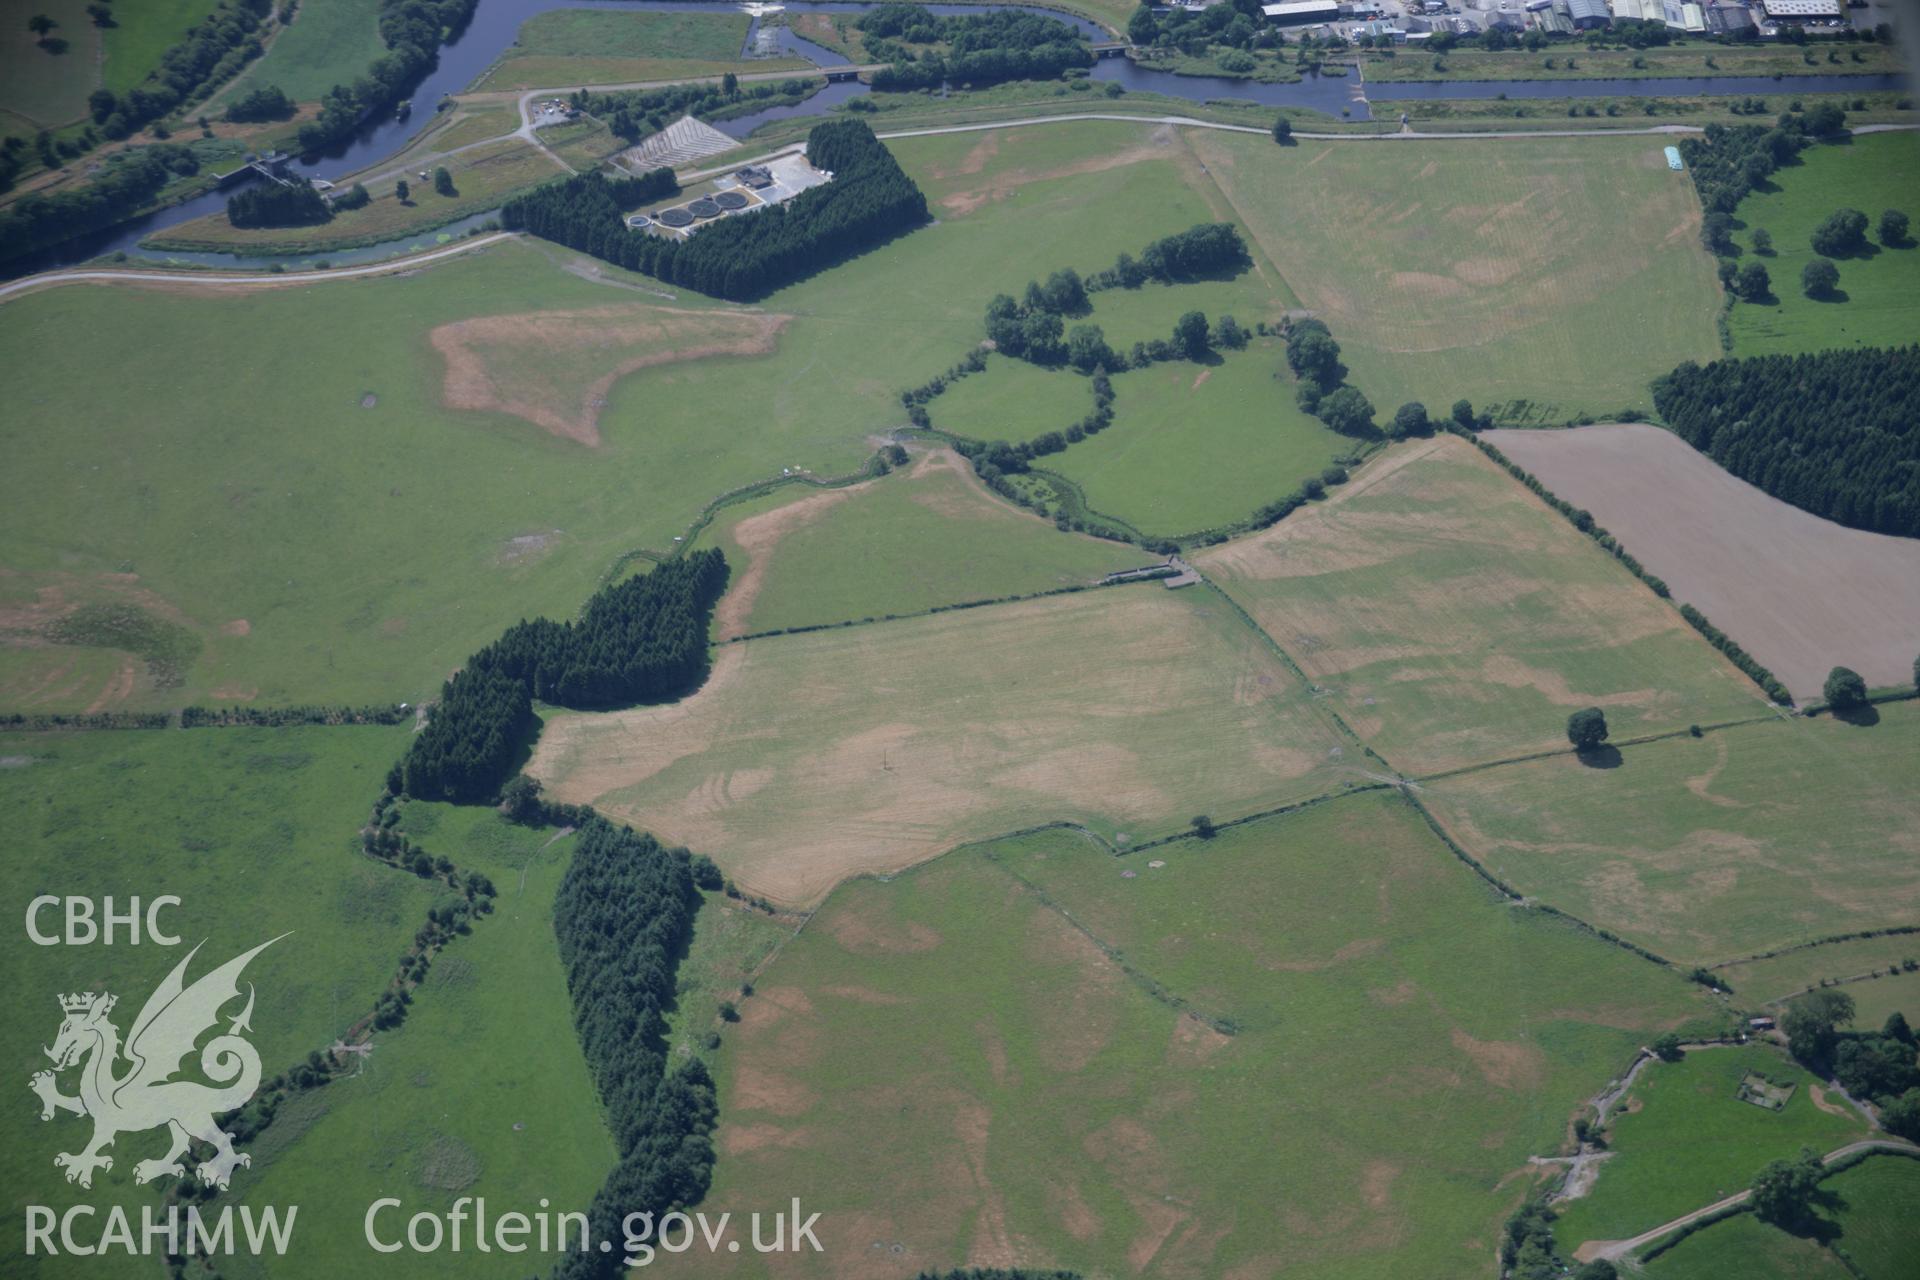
1749 1016 1776 1031
1757 0 1840 17
1565 0 1612 26
1609 0 1651 18
1261 0 1341 23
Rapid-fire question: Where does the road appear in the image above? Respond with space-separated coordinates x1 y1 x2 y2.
3 112 1913 306
0 232 521 303
1576 1138 1920 1262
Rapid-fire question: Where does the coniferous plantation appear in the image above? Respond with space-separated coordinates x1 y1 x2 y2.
1652 346 1920 537
552 820 718 1279
401 550 727 801
502 120 928 301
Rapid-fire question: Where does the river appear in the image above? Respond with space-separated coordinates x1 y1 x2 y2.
16 0 1907 273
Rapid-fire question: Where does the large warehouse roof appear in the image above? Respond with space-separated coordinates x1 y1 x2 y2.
1262 1 1340 16
1759 0 1841 13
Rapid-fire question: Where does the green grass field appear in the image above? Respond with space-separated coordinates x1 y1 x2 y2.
1422 702 1920 966
215 0 384 104
666 894 795 1067
1712 936 1920 1013
1823 1154 1920 1279
695 790 1708 1278
1188 131 1722 420
1642 1206 1854 1280
0 0 99 127
928 353 1097 444
532 584 1356 905
100 0 220 95
0 724 435 1276
1729 133 1920 357
474 9 807 91
8 121 1343 712
215 801 615 1280
1046 347 1349 536
702 447 1142 638
1198 436 1763 777
1554 1045 1867 1251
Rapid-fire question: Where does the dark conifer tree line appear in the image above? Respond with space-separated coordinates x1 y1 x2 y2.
1652 346 1920 537
400 550 728 802
551 819 719 1280
503 120 928 302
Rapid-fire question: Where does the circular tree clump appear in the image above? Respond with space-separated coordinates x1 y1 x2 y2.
1567 707 1608 752
1823 665 1868 711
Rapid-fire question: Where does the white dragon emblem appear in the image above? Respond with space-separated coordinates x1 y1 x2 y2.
29 937 283 1191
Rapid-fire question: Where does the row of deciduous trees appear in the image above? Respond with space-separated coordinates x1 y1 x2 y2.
862 7 1094 91
226 179 331 227
399 550 728 802
504 120 928 302
81 0 271 141
1652 345 1920 538
0 143 199 262
294 0 480 155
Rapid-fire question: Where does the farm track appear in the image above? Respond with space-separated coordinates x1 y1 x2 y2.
1577 1139 1920 1262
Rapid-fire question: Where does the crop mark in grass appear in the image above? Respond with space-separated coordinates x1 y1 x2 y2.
431 302 789 446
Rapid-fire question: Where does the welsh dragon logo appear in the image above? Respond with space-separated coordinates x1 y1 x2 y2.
30 937 283 1191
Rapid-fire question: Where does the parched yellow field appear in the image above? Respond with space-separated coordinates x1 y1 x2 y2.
1190 132 1722 419
1422 703 1920 966
1197 436 1764 777
530 586 1355 904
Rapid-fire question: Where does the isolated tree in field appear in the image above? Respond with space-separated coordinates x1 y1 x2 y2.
1315 385 1375 436
1652 1032 1684 1062
1173 310 1210 360
1214 314 1247 349
86 3 113 27
1811 207 1869 256
394 177 410 202
1566 707 1608 752
1751 226 1772 255
1822 664 1867 710
1391 401 1431 438
1451 399 1475 431
28 14 56 39
1880 208 1910 245
1783 988 1854 1066
1913 649 1920 692
1190 814 1215 839
722 72 738 95
1802 256 1840 297
433 166 454 196
1736 261 1771 300
1749 1147 1824 1226
1271 114 1292 144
